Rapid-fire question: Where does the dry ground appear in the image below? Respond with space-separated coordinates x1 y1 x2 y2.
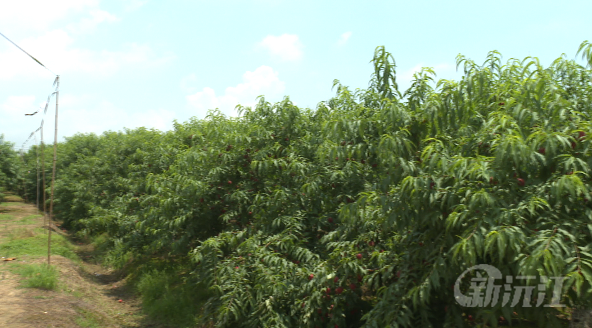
0 193 160 328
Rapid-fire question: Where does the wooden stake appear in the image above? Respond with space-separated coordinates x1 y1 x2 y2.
36 136 40 210
20 153 27 203
48 75 59 267
41 125 47 229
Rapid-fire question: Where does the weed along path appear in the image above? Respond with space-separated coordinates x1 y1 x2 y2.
0 193 150 328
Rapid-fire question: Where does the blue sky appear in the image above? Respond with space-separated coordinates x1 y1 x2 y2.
1 0 591 150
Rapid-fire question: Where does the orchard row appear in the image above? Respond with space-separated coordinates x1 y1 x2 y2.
6 42 592 327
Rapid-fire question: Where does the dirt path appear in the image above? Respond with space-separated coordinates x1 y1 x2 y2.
0 194 153 328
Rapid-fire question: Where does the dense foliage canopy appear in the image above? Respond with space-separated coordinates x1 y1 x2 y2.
6 41 592 327
0 134 21 201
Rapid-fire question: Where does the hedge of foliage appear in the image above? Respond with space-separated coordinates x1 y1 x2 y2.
8 41 592 327
0 134 21 198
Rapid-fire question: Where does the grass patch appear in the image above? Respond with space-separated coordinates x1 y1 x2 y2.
12 263 59 290
34 295 53 299
0 214 14 221
75 308 104 328
3 194 23 202
136 269 210 328
0 227 79 261
63 286 84 298
19 214 42 225
0 202 23 207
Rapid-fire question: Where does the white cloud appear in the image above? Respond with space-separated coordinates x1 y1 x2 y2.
0 0 102 33
67 9 119 34
0 95 38 119
180 73 199 94
0 1 118 38
0 30 175 79
59 100 175 134
400 64 426 84
186 65 285 117
338 31 352 46
0 91 179 151
0 95 49 149
0 1 175 149
187 87 219 112
0 1 170 80
258 34 303 61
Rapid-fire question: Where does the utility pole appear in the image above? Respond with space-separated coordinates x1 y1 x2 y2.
41 124 47 229
48 76 59 266
1 31 59 267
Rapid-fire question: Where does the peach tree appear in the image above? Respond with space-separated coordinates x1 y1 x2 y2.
15 41 592 328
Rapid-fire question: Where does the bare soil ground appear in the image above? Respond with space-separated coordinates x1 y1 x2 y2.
0 194 159 328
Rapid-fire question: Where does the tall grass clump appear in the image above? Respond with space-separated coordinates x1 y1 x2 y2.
0 227 78 261
14 263 59 290
136 269 211 328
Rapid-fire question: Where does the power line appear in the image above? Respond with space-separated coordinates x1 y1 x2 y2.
1 30 60 267
1 31 59 152
0 31 57 75
26 88 57 116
